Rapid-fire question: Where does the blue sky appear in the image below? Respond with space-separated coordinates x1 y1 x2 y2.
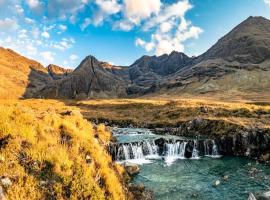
0 0 269 68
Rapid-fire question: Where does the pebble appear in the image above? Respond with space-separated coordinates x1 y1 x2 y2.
213 180 220 187
223 175 229 181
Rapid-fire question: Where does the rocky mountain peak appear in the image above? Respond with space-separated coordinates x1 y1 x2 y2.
199 16 270 64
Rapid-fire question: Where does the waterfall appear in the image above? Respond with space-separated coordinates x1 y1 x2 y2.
114 138 221 164
192 140 200 159
166 141 181 157
179 142 187 158
145 140 159 158
130 143 144 159
212 140 220 158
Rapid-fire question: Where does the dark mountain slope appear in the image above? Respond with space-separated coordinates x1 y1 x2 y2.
38 56 129 99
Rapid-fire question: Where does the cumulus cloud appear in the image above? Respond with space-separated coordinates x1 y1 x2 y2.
0 18 19 31
136 0 203 55
264 0 270 6
52 38 75 51
58 24 67 32
41 31 50 38
26 0 44 13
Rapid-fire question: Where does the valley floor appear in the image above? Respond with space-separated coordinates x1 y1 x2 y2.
69 98 270 130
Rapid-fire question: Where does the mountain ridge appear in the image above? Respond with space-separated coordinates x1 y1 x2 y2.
1 16 269 100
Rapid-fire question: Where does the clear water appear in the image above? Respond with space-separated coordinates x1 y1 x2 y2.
133 157 270 200
112 128 270 200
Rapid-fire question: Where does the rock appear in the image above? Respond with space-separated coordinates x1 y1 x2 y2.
248 193 257 200
0 185 6 200
213 180 220 187
1 178 12 187
128 183 154 200
124 163 140 176
223 175 229 181
85 155 92 164
257 191 270 200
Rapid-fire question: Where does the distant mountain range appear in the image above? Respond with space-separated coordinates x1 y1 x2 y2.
0 16 269 100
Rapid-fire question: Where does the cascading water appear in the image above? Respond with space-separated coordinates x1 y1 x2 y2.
114 139 221 164
192 140 200 159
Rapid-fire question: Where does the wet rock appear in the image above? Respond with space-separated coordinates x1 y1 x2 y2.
184 141 193 158
213 180 220 187
1 177 12 187
128 183 154 200
257 191 270 200
248 193 257 200
124 163 140 176
223 175 229 181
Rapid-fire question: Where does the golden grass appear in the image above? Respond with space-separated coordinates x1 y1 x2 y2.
0 99 126 200
74 98 270 128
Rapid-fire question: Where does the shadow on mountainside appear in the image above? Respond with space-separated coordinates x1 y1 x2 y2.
21 66 52 99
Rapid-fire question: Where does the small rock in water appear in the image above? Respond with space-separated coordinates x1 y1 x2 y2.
1 177 12 187
248 193 257 200
257 191 270 200
124 162 140 176
213 180 220 187
248 163 252 166
223 175 229 181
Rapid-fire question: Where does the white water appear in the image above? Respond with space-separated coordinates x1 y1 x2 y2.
113 128 221 165
191 141 200 159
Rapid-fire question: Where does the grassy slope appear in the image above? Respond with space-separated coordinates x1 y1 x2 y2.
0 100 127 200
73 98 270 129
0 48 50 99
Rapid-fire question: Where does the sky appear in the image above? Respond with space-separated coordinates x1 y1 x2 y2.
0 0 269 68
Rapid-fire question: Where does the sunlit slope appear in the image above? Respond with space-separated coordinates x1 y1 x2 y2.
0 48 51 99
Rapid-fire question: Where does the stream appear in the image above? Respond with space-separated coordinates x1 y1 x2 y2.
111 127 270 200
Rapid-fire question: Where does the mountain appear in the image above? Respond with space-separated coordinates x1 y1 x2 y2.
38 56 129 99
47 64 73 80
157 16 270 97
198 16 270 64
128 51 193 94
0 47 52 99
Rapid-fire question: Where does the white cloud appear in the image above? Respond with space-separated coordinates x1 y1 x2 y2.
25 18 35 24
69 54 78 61
136 0 203 56
92 0 122 26
58 24 67 32
0 18 19 31
18 29 28 39
14 4 24 15
41 31 50 38
26 0 44 12
123 0 161 24
264 0 270 6
52 38 75 51
81 18 91 30
40 51 55 62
